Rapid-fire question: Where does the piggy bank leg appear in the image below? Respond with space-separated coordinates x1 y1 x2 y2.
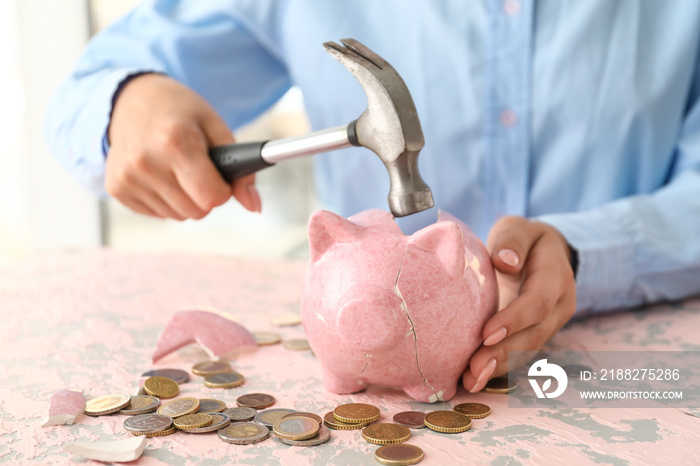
403 378 459 403
321 368 368 394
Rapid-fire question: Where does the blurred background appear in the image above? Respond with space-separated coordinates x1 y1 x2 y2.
0 0 317 265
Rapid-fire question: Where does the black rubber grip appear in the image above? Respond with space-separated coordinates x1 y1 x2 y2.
208 141 273 182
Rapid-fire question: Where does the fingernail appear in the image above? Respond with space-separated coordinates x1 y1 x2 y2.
246 184 262 213
483 327 507 346
469 358 497 393
498 248 519 267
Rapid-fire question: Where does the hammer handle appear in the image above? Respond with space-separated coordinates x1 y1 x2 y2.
208 141 273 183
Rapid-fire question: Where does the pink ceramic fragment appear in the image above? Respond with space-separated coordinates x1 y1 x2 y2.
301 209 498 403
41 388 85 427
152 309 257 363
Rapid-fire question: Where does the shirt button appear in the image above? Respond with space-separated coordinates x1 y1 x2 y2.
503 0 522 16
500 109 518 127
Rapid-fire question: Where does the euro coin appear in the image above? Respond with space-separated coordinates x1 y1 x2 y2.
392 411 426 429
223 407 257 422
283 339 311 351
198 399 227 413
218 422 270 445
483 376 517 394
142 425 176 437
253 332 281 346
271 312 302 327
254 408 298 428
453 402 491 419
273 416 320 441
174 413 213 430
375 444 425 465
157 397 200 418
123 413 173 435
236 393 276 409
184 413 231 433
362 423 411 445
85 394 131 416
143 376 179 399
333 403 380 424
282 412 323 425
141 369 189 384
119 395 160 415
424 411 472 433
203 372 245 389
279 425 331 446
323 411 371 430
192 361 231 376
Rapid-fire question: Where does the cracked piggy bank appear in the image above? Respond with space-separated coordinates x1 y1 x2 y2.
301 209 498 402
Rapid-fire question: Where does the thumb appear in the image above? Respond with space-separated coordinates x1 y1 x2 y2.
487 216 540 274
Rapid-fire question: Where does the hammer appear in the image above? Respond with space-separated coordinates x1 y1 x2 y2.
208 38 434 217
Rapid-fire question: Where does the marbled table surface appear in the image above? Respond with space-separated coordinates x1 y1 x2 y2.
1 250 699 465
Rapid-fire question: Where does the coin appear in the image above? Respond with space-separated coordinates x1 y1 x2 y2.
143 376 179 399
236 393 276 409
142 425 176 437
323 412 370 430
273 416 320 441
392 411 426 429
157 397 200 418
184 413 231 433
453 403 491 419
119 395 161 415
192 361 232 376
282 412 323 425
253 332 281 346
362 423 411 445
85 394 131 416
218 422 270 445
203 372 245 389
223 407 257 422
279 425 331 447
483 376 517 394
334 403 380 424
141 369 189 384
563 364 593 378
254 408 298 427
424 411 472 433
123 413 173 434
375 444 425 465
198 399 227 413
174 413 213 430
283 339 311 351
271 312 302 327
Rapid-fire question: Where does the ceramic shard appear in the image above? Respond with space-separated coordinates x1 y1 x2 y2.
41 388 85 427
63 436 146 462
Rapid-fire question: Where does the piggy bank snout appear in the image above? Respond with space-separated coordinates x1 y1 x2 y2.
336 290 405 353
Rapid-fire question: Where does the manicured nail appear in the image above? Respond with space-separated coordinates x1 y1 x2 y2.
498 248 519 267
483 327 507 346
469 358 497 393
247 184 262 213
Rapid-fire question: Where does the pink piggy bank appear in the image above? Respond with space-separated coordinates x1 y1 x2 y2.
301 209 498 403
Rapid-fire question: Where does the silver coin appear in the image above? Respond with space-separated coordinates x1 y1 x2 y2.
218 422 270 445
123 414 173 434
254 408 298 428
198 399 226 413
223 407 257 422
141 369 189 384
279 425 331 447
119 396 161 415
183 413 231 433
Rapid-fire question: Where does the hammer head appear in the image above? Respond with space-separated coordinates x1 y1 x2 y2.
323 39 434 217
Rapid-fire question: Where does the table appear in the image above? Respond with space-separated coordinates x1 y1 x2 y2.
2 250 699 465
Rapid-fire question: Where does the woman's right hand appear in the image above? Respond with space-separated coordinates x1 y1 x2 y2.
106 73 261 220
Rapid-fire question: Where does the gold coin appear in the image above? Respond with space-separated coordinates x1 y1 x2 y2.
271 312 302 327
424 411 472 433
141 425 177 437
362 423 411 445
174 413 213 430
253 332 281 346
453 402 491 419
85 394 131 416
157 397 200 418
236 393 276 409
143 376 179 399
282 412 323 426
483 376 517 394
198 399 227 413
283 338 311 351
333 403 380 424
323 412 370 430
203 372 245 389
273 416 320 441
375 444 425 465
192 361 232 376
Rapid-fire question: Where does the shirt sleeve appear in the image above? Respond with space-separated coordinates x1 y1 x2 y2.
44 0 291 197
537 68 700 315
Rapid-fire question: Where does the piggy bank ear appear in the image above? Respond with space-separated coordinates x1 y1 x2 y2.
408 222 465 276
308 210 363 262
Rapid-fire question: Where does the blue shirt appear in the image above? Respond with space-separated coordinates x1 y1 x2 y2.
45 0 700 315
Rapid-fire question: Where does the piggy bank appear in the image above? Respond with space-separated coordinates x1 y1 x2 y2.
301 209 498 402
